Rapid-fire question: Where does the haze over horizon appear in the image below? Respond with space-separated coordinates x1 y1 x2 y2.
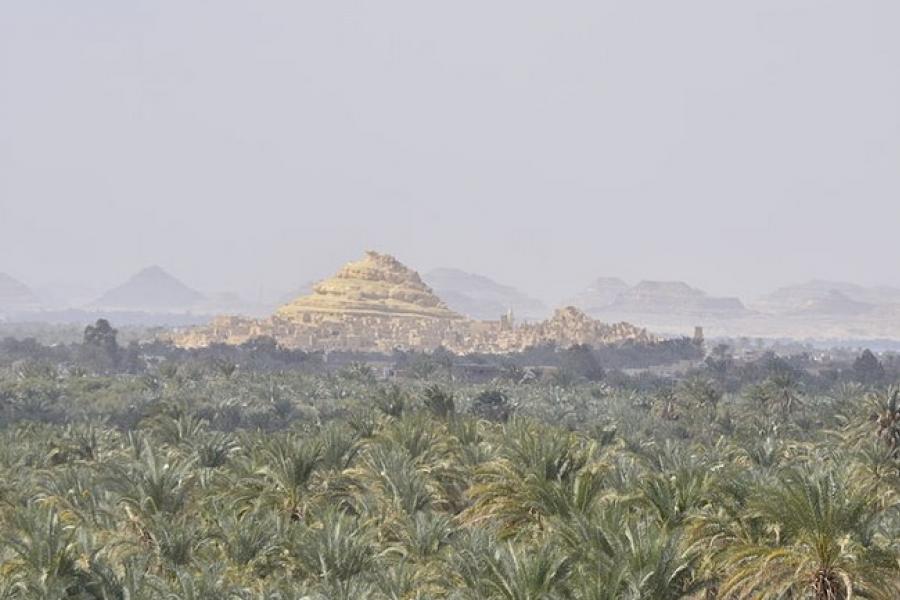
2 1 899 305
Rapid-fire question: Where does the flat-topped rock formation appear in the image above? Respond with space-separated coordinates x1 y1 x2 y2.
571 278 747 319
174 252 652 353
612 281 746 315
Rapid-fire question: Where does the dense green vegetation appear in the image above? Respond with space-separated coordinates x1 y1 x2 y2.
0 328 898 598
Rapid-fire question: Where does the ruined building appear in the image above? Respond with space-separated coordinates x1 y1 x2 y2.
173 251 654 353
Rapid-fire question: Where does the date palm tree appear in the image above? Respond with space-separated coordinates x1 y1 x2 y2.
255 434 322 520
288 508 375 585
110 440 195 522
0 506 83 597
454 540 573 600
767 373 804 416
718 466 900 599
462 420 596 537
870 387 900 453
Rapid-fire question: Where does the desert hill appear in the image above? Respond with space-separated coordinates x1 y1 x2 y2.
754 280 900 315
567 277 630 314
611 281 746 315
94 266 206 312
423 268 549 321
571 279 746 318
0 273 40 311
564 275 900 341
277 252 461 321
757 289 873 317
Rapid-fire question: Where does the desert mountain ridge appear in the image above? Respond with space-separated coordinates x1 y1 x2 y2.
423 267 549 321
752 279 900 315
565 275 900 340
569 278 747 318
567 278 631 314
7 259 900 342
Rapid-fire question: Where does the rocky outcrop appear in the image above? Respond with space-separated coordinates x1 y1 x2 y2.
173 252 653 353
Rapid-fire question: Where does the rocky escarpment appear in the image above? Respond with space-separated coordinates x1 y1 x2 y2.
173 252 653 353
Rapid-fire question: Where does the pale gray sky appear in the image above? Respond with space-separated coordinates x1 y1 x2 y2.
2 1 898 304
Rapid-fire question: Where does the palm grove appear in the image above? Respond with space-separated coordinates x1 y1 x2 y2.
0 324 898 599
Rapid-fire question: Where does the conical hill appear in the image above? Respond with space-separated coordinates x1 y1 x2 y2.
276 251 462 321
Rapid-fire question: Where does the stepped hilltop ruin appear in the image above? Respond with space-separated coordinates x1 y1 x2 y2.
173 251 653 353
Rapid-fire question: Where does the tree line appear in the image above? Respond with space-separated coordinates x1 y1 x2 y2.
0 322 897 598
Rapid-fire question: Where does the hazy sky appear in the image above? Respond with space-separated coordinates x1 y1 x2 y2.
2 1 899 304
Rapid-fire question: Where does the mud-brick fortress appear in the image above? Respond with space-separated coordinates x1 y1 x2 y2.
173 251 653 354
